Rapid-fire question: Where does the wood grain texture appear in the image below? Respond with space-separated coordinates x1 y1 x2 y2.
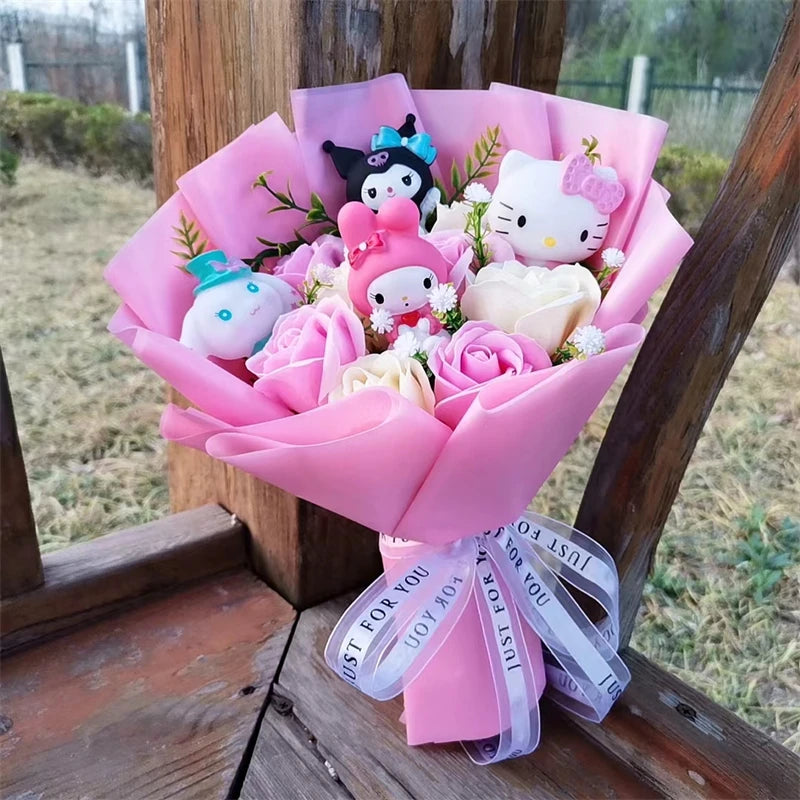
243 596 661 800
146 0 565 608
0 348 43 598
146 0 382 608
0 570 295 800
575 2 800 644
1 505 245 650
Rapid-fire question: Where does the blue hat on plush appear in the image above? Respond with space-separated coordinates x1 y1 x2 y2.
186 249 251 296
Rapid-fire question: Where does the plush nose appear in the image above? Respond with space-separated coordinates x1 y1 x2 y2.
402 295 408 301
387 187 395 196
544 237 557 248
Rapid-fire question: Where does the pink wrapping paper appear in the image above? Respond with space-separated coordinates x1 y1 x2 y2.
105 74 693 748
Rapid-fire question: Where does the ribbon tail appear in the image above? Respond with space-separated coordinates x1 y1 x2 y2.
461 544 541 765
325 537 476 701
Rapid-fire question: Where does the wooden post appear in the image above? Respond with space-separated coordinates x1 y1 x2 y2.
0 349 43 598
575 4 799 645
145 0 565 608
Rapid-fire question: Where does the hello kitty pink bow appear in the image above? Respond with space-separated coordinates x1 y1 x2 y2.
561 153 625 215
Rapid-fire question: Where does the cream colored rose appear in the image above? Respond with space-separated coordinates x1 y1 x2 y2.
460 261 602 354
431 201 472 233
330 352 435 413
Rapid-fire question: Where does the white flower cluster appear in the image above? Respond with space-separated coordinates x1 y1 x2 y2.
570 325 606 358
369 307 394 334
600 247 626 269
463 182 492 204
427 283 458 315
311 263 336 285
392 331 423 359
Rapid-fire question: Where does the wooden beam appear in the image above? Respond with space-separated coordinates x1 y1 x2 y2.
1 505 246 651
575 3 800 644
145 0 566 608
0 347 43 598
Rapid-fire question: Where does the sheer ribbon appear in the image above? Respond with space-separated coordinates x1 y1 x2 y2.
325 510 629 764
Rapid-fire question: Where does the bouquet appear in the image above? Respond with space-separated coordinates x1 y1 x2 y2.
105 74 692 764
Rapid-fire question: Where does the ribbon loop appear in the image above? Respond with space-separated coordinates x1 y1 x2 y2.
326 510 628 763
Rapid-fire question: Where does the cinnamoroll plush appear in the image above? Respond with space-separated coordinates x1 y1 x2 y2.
460 260 601 355
179 250 298 360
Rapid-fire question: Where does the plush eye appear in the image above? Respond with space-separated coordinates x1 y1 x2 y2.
402 174 413 187
374 293 385 305
580 229 589 242
517 215 526 228
367 187 377 199
216 309 232 321
246 281 260 293
423 276 432 289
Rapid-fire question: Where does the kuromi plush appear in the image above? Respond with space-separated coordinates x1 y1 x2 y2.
338 197 449 341
179 250 297 360
487 150 625 265
323 114 440 222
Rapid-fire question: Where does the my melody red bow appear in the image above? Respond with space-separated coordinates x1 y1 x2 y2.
349 232 384 268
561 153 626 215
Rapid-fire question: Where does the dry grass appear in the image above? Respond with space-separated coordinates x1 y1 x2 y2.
1 162 798 750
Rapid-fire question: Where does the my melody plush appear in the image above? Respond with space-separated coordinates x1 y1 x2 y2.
179 250 297 360
487 150 626 265
339 197 449 342
323 113 440 223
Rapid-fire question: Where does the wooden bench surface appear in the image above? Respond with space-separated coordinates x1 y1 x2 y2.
0 570 295 800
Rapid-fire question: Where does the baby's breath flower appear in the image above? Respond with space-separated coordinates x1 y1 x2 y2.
369 307 394 334
571 325 606 358
464 182 492 204
427 283 458 314
601 247 625 269
392 331 422 359
311 263 336 284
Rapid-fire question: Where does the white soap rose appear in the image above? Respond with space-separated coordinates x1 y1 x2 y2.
460 260 601 354
330 352 435 414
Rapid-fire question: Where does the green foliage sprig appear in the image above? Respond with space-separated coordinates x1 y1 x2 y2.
435 125 502 205
171 211 208 270
582 135 602 165
552 342 579 366
411 350 435 385
465 200 492 270
298 275 334 306
248 172 340 267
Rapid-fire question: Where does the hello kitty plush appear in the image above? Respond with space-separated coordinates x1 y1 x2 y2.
323 114 440 223
179 250 298 360
338 197 449 341
486 150 625 265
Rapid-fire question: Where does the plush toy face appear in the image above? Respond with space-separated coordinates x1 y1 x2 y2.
360 162 424 210
487 150 622 264
323 114 437 216
179 273 296 360
367 265 438 315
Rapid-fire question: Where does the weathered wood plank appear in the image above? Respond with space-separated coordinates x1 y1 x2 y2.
244 597 662 799
241 693 353 800
575 1 800 643
0 347 43 598
568 649 800 800
0 570 295 800
1 504 246 650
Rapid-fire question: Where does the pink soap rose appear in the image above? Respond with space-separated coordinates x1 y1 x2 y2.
246 296 365 413
428 321 551 425
273 234 347 291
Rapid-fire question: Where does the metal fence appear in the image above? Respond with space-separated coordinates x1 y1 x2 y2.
558 56 760 156
1 10 148 113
